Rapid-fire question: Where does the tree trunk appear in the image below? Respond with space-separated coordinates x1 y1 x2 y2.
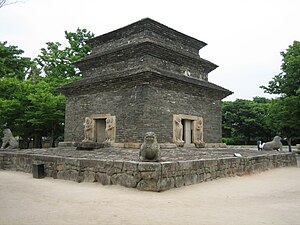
287 137 292 152
51 128 56 147
33 132 42 148
24 140 30 149
245 136 250 145
20 136 30 149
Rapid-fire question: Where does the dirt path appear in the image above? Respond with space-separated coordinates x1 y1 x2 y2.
0 167 300 225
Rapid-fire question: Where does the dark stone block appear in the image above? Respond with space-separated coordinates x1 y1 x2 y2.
76 141 104 150
33 163 44 179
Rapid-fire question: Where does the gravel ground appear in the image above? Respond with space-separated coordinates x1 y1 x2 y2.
0 166 299 225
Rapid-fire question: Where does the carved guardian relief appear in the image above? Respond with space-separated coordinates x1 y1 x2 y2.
173 115 184 147
104 116 115 144
83 117 95 142
84 114 116 145
193 117 204 147
173 114 204 148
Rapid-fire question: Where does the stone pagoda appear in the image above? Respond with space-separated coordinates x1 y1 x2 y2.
59 18 232 148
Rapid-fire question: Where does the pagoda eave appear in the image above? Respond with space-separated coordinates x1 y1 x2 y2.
58 67 232 99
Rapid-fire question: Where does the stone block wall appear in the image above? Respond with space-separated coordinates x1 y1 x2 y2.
81 45 210 81
64 78 223 144
0 152 297 192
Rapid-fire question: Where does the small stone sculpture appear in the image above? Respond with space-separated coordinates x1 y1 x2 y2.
139 132 161 162
105 117 114 143
83 117 94 142
194 117 205 148
262 136 283 151
1 128 18 149
174 116 184 147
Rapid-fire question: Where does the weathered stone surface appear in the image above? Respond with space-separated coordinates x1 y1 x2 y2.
161 162 177 177
76 141 103 150
95 173 111 185
111 174 138 188
69 170 79 182
139 132 161 162
137 178 159 191
80 159 101 171
58 142 78 148
262 136 283 151
1 128 18 150
158 177 175 191
184 174 198 185
174 176 185 188
0 148 297 192
138 162 161 172
83 171 96 182
107 161 123 176
122 161 138 173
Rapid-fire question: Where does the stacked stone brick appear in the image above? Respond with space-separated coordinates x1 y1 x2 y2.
59 18 232 145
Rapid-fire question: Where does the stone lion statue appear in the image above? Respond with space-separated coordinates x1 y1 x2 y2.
262 136 283 151
1 128 19 150
139 132 161 162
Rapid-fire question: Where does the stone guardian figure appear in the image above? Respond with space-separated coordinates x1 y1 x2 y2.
194 117 205 148
262 136 283 151
139 132 161 162
1 128 19 150
83 117 94 142
174 116 184 147
105 117 115 143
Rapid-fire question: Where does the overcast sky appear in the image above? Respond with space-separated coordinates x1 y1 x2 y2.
1 0 299 100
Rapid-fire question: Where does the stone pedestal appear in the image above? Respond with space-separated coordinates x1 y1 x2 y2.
76 141 103 150
58 142 78 148
194 142 205 148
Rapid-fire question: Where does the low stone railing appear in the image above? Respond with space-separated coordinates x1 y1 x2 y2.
0 151 297 191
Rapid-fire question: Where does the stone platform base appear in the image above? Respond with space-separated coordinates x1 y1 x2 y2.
76 141 104 150
58 142 78 148
0 148 297 191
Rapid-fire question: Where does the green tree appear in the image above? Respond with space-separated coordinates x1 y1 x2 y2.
0 77 66 148
261 41 300 151
22 80 66 147
222 98 273 145
0 77 33 146
0 28 94 148
0 41 31 80
36 28 94 82
261 41 300 97
0 41 32 143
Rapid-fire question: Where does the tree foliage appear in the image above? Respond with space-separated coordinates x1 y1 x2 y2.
0 28 94 148
222 97 273 145
0 41 31 80
36 28 94 82
261 41 300 151
261 41 300 97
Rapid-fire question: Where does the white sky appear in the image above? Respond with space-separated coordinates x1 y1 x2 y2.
1 0 299 101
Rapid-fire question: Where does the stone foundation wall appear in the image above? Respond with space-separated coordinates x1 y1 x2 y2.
0 152 296 192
